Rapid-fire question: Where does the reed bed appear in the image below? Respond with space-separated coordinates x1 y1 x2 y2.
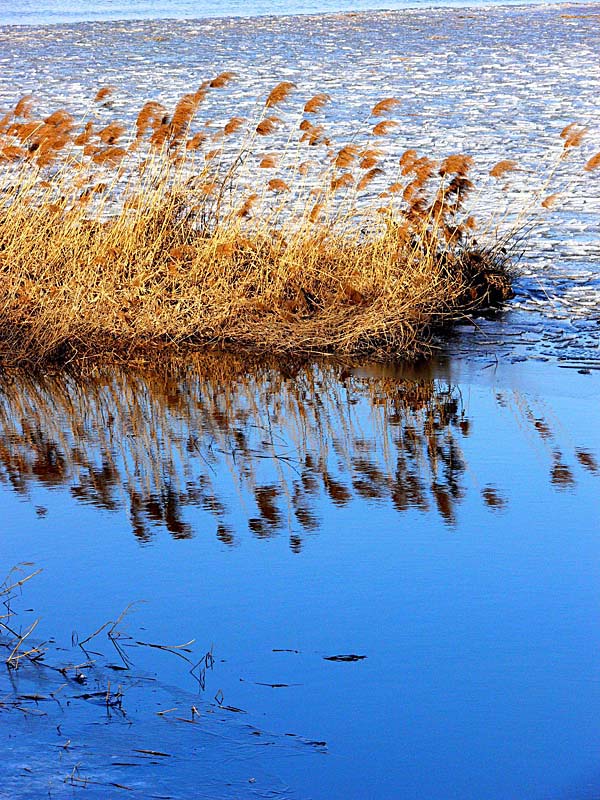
0 78 594 366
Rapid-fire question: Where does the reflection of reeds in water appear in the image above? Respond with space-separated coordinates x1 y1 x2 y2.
495 387 599 494
1 359 596 546
0 356 479 546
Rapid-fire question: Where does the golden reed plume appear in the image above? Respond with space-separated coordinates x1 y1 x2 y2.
265 81 296 108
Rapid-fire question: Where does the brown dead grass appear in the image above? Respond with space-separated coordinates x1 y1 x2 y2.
0 79 588 368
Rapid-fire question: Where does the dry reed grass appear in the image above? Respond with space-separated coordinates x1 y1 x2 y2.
0 78 593 367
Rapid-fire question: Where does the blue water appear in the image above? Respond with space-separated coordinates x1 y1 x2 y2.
1 357 600 799
1 1 600 796
0 0 583 26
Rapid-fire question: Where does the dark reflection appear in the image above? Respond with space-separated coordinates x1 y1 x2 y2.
514 392 586 493
0 356 595 547
550 455 576 490
481 485 507 510
575 449 599 475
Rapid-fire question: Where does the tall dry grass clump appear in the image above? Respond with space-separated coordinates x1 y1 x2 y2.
0 78 594 366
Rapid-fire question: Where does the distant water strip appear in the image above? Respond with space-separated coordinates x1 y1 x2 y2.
0 0 587 26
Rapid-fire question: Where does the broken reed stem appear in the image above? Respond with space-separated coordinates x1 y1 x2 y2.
1 567 43 598
6 618 39 667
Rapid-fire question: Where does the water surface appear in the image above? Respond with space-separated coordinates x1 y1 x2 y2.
1 4 600 795
1 355 599 798
0 0 577 26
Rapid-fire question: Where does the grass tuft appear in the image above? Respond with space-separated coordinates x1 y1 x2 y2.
0 79 590 367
